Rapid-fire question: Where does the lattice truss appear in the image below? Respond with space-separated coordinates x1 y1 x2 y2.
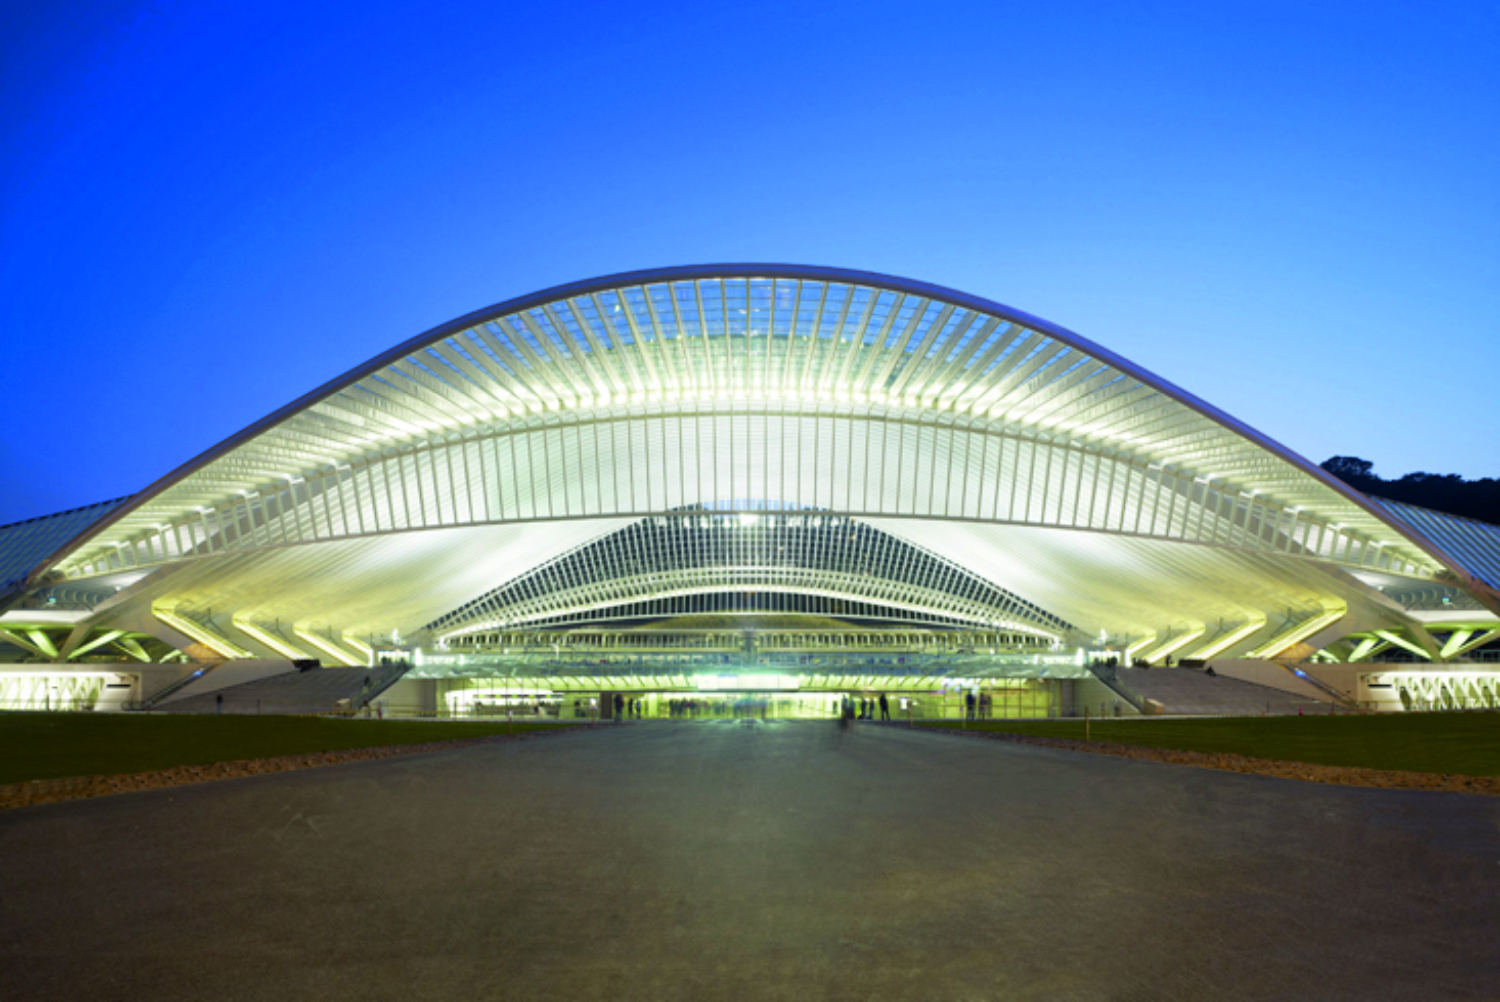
426 507 1073 641
21 266 1489 655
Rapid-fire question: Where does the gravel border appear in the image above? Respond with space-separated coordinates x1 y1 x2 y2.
915 724 1500 796
0 723 614 811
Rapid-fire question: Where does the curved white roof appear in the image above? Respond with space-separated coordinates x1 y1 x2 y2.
15 265 1496 663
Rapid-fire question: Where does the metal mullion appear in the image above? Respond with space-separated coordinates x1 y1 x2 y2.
888 303 955 399
716 278 737 395
538 424 557 518
822 283 870 393
1208 484 1234 546
544 303 616 399
891 415 909 514
953 329 1047 411
854 294 920 394
624 415 638 513
407 450 431 528
312 471 334 539
785 282 828 390
283 480 307 543
1056 383 1157 447
331 467 352 536
414 346 501 424
252 417 368 459
944 323 1028 412
687 281 718 398
262 487 286 548
499 316 570 404
385 363 483 429
490 435 510 520
590 293 653 394
924 316 1003 404
1100 455 1121 531
978 347 1080 425
1086 392 1188 442
973 432 991 521
1036 439 1056 524
662 285 702 395
1278 505 1302 554
454 325 534 405
318 392 428 444
1006 361 1113 431
384 452 409 530
443 440 465 524
428 340 522 417
767 279 797 389
352 376 453 435
820 283 862 393
1019 437 1040 523
590 420 607 516
1086 450 1110 528
1193 480 1216 543
1066 447 1086 527
515 313 585 405
1036 370 1138 428
638 290 682 393
470 323 552 410
1113 406 1215 451
1161 471 1183 539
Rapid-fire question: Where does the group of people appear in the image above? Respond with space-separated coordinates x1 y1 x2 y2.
962 692 999 720
840 693 891 722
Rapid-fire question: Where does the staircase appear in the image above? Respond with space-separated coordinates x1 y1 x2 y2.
154 664 410 715
1116 667 1334 716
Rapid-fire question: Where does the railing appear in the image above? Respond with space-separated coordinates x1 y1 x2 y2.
140 663 219 708
1085 661 1147 713
1277 663 1360 708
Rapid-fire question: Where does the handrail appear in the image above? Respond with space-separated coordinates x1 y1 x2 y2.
1274 662 1359 708
140 663 220 709
1085 661 1147 713
357 663 411 708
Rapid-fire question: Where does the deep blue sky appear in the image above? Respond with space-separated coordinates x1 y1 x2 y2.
3 0 1496 525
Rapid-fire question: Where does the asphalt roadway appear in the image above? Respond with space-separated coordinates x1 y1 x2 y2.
2 720 1499 1002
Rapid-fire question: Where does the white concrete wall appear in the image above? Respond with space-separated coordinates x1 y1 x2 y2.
1073 676 1141 717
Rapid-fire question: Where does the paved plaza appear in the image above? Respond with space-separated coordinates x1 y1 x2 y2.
2 721 1498 1000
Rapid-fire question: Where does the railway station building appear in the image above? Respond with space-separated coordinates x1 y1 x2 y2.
2 266 1497 717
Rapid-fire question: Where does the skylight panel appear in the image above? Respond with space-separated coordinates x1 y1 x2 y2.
927 308 969 359
549 302 592 354
503 316 547 362
698 280 726 338
527 308 572 358
883 299 920 349
900 301 945 353
596 290 637 346
647 284 680 339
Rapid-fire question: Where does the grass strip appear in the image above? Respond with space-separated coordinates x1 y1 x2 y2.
0 712 578 784
920 713 1500 777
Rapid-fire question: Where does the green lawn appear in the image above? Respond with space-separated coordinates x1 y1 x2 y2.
922 714 1500 777
0 713 577 785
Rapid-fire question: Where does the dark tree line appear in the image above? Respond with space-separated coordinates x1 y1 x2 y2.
1321 457 1500 526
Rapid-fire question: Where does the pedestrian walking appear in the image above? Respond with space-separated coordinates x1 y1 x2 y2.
879 692 890 721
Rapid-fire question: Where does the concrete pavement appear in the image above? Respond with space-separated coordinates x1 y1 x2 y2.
2 719 1497 1000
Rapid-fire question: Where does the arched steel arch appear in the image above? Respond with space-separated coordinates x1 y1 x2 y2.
19 265 1495 662
424 510 1073 641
